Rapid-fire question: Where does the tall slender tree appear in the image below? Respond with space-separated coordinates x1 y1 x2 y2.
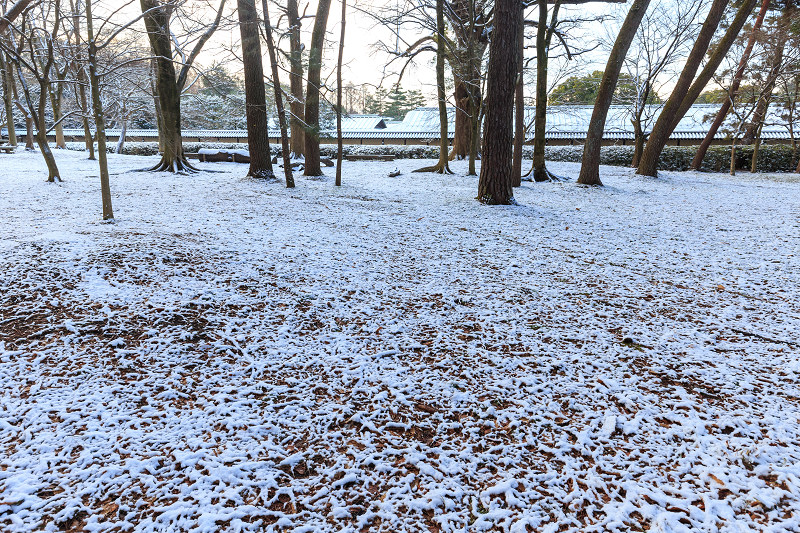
262 0 294 187
691 0 771 170
578 0 651 186
286 0 305 158
303 0 332 176
335 0 346 186
511 0 525 187
414 0 452 174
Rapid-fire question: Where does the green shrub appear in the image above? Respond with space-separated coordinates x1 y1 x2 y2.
64 140 800 172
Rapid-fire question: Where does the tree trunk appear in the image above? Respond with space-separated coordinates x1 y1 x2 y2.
1 53 16 146
477 0 520 204
140 0 194 172
116 118 127 155
636 0 730 178
467 98 481 175
751 119 765 173
49 82 66 148
237 0 274 179
691 0 769 170
31 78 61 181
578 0 651 186
532 0 549 182
414 0 452 174
451 80 471 159
511 0 524 187
287 0 305 158
262 0 295 187
743 3 792 144
86 0 113 220
632 126 645 168
671 0 758 130
71 7 95 159
303 0 333 176
335 0 346 186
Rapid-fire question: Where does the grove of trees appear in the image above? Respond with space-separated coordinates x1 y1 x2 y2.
1 0 799 217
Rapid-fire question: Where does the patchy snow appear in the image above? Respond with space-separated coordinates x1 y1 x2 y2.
1 149 799 532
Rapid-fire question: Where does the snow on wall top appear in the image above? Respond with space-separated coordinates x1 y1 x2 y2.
7 104 794 141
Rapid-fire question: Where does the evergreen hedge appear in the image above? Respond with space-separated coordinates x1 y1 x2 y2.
64 141 800 173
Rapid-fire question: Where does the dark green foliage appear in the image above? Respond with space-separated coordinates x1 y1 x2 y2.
366 87 427 119
549 71 650 105
68 142 800 172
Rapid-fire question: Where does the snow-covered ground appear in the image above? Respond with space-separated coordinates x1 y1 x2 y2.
1 149 799 532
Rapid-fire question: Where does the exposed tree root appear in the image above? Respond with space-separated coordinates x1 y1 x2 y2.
147 156 200 174
413 161 454 174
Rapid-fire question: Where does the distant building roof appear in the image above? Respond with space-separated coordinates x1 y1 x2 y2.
10 106 794 142
391 104 794 140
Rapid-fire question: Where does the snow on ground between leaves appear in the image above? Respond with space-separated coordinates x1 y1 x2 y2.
1 150 799 532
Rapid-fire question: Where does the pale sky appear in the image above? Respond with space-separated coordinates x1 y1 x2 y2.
99 0 663 102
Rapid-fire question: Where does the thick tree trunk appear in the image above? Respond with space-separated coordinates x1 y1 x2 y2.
691 0 769 170
1 53 16 146
262 0 295 187
86 0 113 220
578 0 651 186
414 0 451 174
140 0 194 172
335 0 346 186
451 80 471 159
287 0 305 158
477 0 520 204
511 0 524 187
636 0 730 178
237 0 274 179
303 0 333 176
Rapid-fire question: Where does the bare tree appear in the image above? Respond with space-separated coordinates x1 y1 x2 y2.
262 0 294 187
618 0 702 168
2 0 63 181
0 51 16 146
414 0 452 174
335 0 345 186
139 0 226 173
